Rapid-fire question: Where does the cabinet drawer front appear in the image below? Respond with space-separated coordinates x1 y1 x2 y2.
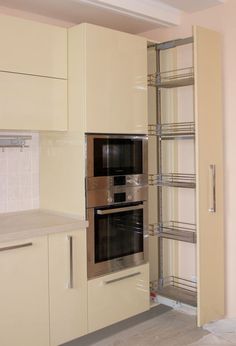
0 72 67 131
0 15 67 78
0 237 49 346
88 263 150 332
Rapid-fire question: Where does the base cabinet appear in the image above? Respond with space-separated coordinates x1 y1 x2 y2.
0 237 50 346
49 230 88 346
88 263 150 333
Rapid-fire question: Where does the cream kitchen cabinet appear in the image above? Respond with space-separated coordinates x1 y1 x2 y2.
88 263 150 333
49 230 87 346
0 237 50 346
68 23 147 134
0 14 67 131
0 72 67 131
0 14 67 79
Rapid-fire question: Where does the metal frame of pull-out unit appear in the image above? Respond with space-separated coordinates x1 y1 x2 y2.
148 37 197 307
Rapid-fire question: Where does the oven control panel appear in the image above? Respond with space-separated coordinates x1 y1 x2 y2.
87 186 147 208
86 174 148 191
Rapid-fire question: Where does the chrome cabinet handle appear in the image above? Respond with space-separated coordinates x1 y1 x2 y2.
0 242 32 252
104 271 141 285
67 236 73 289
97 205 144 215
209 164 216 213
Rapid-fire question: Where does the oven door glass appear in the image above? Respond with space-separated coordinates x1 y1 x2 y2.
94 203 144 263
93 138 143 176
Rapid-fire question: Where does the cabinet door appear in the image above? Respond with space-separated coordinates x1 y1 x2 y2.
85 24 147 134
0 237 49 346
88 263 150 332
49 230 87 346
0 72 67 131
0 14 67 78
194 26 224 326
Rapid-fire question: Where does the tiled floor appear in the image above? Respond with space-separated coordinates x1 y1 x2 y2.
64 305 209 346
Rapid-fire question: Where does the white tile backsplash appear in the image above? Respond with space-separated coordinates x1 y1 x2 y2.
0 132 39 213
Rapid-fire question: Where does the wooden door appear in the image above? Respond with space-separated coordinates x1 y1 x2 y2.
194 26 224 326
49 230 88 346
0 237 49 346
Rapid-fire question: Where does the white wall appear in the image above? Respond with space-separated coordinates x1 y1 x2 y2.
141 0 236 318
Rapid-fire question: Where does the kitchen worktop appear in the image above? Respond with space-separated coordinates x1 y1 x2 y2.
0 209 88 243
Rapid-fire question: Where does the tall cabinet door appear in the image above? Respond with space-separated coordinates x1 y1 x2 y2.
194 26 224 326
85 24 147 134
49 230 87 346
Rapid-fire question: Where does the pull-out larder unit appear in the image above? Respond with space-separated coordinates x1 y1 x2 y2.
147 27 224 326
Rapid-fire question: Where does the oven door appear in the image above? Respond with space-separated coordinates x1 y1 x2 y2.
87 202 148 278
86 134 148 177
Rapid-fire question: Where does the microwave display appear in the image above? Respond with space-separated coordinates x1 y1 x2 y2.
93 138 143 176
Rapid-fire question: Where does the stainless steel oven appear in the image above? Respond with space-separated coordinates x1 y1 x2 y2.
87 187 148 279
86 133 148 279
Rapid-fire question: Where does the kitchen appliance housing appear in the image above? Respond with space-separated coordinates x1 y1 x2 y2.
86 133 148 279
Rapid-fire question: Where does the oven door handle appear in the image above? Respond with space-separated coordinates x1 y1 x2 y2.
96 205 144 215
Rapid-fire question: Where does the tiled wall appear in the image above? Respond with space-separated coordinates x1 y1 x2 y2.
0 132 39 213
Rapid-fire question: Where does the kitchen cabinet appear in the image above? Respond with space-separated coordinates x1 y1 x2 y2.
0 72 67 131
68 23 147 134
0 237 49 346
49 230 87 345
0 14 67 78
194 26 224 326
0 14 67 131
148 26 224 326
88 263 149 332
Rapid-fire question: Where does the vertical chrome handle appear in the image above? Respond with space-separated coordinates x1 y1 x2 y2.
209 164 216 213
67 236 73 289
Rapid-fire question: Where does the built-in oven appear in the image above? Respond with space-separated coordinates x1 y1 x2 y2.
87 188 148 279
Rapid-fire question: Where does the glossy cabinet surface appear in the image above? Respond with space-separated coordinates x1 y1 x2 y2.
68 23 148 134
0 72 67 131
49 230 87 345
194 26 224 326
0 237 49 346
88 263 150 332
0 14 67 78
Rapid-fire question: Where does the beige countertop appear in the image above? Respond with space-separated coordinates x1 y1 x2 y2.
0 209 88 243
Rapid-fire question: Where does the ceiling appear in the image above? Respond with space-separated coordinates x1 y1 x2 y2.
0 0 226 33
159 0 225 13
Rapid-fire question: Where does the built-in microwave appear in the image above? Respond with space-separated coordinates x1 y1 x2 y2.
86 133 148 180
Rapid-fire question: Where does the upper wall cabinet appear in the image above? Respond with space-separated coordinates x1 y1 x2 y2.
0 15 67 131
0 15 67 79
68 23 147 134
0 72 67 131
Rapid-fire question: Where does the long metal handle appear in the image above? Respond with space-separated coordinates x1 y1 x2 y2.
67 236 73 289
0 242 32 252
209 164 216 213
104 271 141 285
97 205 143 215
